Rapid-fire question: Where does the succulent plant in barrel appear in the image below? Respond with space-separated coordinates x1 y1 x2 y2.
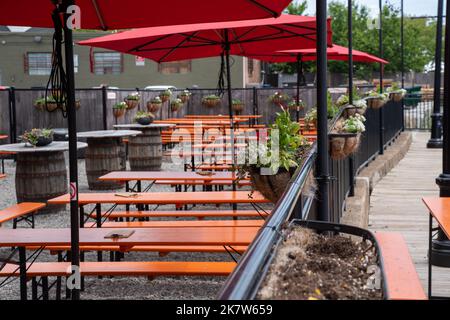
124 92 140 110
113 101 127 118
170 98 184 112
202 94 221 108
232 99 245 113
159 89 172 103
134 111 155 125
179 90 192 103
242 109 311 203
147 96 163 113
20 128 54 147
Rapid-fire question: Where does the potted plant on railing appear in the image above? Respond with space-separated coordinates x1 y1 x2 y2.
20 128 54 147
269 91 289 105
170 98 183 112
329 113 366 160
34 96 58 112
232 99 245 113
366 87 389 109
386 82 407 102
159 89 172 103
201 94 221 108
147 96 163 113
344 99 368 117
288 99 306 112
134 111 155 125
179 90 192 103
124 92 140 110
240 109 312 203
113 102 127 118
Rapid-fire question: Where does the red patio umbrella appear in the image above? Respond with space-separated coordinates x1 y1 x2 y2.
0 0 291 301
79 14 333 174
246 44 388 120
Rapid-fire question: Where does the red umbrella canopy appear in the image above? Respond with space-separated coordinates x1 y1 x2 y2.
247 44 388 64
0 0 291 29
78 15 333 62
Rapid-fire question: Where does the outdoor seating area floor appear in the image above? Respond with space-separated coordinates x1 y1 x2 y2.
0 157 271 300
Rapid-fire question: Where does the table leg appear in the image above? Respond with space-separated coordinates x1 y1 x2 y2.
79 206 85 228
428 213 433 299
96 204 103 272
19 246 27 300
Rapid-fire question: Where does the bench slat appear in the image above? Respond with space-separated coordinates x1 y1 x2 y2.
99 220 264 228
375 232 427 300
89 210 269 220
0 261 236 277
0 202 46 224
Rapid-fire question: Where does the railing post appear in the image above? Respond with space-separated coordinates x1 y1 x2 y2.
379 107 385 154
8 87 17 143
349 156 355 197
101 86 108 130
253 87 259 125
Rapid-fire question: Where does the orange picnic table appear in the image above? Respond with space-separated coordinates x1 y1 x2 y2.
0 135 7 140
422 197 450 299
0 226 259 300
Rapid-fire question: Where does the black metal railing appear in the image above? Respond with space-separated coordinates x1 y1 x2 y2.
218 98 405 299
404 93 439 131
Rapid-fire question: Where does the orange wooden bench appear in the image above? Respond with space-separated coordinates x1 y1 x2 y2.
0 173 5 179
99 220 264 228
0 202 46 228
88 209 269 221
374 232 427 300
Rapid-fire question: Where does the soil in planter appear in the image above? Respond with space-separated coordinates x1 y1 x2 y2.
257 227 382 300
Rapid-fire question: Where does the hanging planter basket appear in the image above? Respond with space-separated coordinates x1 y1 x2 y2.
171 103 182 112
34 102 45 111
180 95 190 103
160 94 171 103
202 97 221 108
389 91 405 102
147 101 162 113
329 132 360 160
45 102 59 112
248 166 295 203
367 97 386 109
232 102 245 113
344 105 366 118
113 108 126 118
125 99 139 110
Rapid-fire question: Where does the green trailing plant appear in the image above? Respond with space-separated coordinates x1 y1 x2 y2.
159 89 172 102
288 99 306 110
170 98 184 111
113 101 127 109
179 90 192 103
134 111 154 120
268 91 290 105
20 128 54 146
125 93 140 101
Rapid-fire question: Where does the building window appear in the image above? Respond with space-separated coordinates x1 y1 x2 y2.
26 53 52 75
93 52 122 75
158 60 191 74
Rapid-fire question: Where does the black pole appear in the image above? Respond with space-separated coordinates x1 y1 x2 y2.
379 0 385 155
432 0 450 268
348 0 353 105
8 87 17 143
427 0 444 148
401 0 405 89
296 54 301 122
223 29 237 198
316 0 330 222
63 0 80 300
102 86 108 130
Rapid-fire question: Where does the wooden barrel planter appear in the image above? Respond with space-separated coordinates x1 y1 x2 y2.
329 132 360 160
128 128 163 171
15 152 67 214
85 137 126 190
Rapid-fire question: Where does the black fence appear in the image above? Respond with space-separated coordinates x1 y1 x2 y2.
219 98 405 299
403 93 438 131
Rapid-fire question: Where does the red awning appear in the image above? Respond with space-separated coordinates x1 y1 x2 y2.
247 44 388 64
78 15 333 62
0 0 291 29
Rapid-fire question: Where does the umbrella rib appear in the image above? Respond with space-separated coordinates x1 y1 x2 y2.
90 0 107 30
131 34 176 52
156 31 201 63
231 30 245 55
245 0 279 17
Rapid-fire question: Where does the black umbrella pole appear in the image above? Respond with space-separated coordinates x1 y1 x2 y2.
316 0 330 222
428 0 444 149
63 19 80 300
296 55 301 122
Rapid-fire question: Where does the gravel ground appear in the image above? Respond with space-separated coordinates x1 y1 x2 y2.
0 154 273 300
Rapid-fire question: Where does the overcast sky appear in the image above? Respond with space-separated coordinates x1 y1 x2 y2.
303 0 441 17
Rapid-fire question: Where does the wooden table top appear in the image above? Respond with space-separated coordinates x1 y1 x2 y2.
0 135 8 140
184 115 262 119
0 141 87 153
48 191 268 205
99 171 239 182
0 227 259 247
77 130 141 139
423 197 450 238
